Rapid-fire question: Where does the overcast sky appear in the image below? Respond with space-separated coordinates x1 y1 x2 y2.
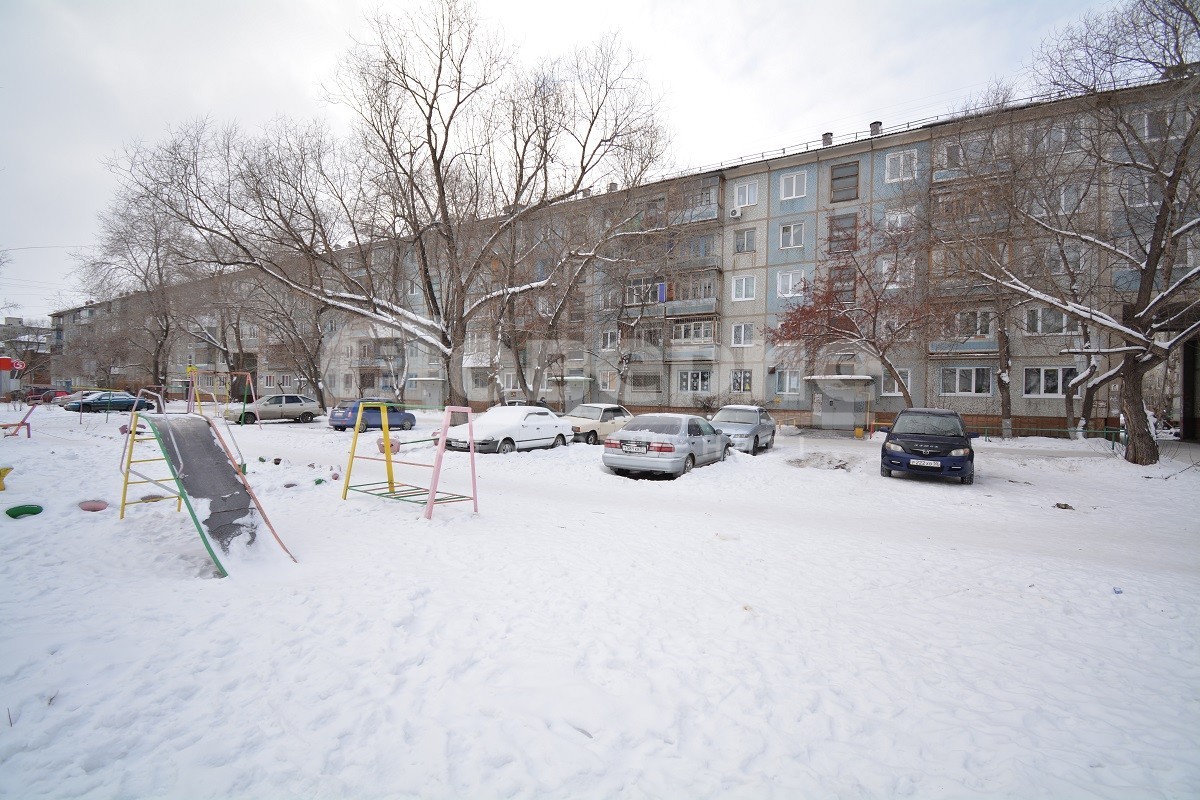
0 0 1112 321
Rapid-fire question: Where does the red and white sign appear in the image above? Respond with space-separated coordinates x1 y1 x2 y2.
12 360 25 371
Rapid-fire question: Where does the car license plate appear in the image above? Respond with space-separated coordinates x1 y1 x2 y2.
622 442 647 454
910 458 941 467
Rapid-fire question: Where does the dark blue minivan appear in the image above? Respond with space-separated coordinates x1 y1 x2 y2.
880 408 976 485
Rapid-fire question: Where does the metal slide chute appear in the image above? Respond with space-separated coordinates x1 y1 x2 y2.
121 411 296 576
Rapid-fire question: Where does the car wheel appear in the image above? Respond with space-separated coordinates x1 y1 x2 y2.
678 455 695 476
720 444 730 461
333 426 346 432
766 434 774 450
611 468 628 477
880 465 892 477
751 436 760 455
240 413 256 425
298 412 315 423
397 419 412 431
552 434 566 448
961 473 974 485
498 438 516 454
585 430 598 445
357 419 369 433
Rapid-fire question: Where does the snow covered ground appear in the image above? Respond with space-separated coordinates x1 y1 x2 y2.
1 403 1197 799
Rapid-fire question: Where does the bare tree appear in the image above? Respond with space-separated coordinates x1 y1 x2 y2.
119 0 667 410
74 190 186 389
770 211 936 409
945 0 1200 463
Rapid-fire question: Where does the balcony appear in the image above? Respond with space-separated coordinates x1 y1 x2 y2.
663 298 718 317
665 342 718 362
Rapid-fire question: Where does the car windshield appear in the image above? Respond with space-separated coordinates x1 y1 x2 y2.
892 413 966 437
712 409 759 425
565 405 602 420
624 415 682 435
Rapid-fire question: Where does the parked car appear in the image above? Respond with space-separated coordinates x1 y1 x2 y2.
559 403 633 444
710 404 777 454
40 389 69 405
880 408 976 485
54 389 104 407
328 398 416 432
225 394 322 424
441 405 573 453
23 387 53 405
73 391 155 413
603 413 731 477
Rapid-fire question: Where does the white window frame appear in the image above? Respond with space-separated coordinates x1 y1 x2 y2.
602 330 619 350
780 172 807 200
671 320 714 343
953 310 993 338
730 369 752 393
1024 366 1080 397
780 222 804 250
885 207 915 232
599 370 617 392
678 369 711 393
735 181 759 207
732 276 755 302
885 150 917 183
1026 307 1081 335
776 369 803 394
881 368 911 397
778 271 806 299
877 255 914 288
280 374 293 388
731 322 754 347
939 367 993 396
735 229 756 253
263 374 275 388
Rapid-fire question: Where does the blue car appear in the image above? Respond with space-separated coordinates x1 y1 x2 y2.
328 398 416 432
880 408 976 485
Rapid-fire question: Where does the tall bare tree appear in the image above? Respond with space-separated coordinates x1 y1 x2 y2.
118 0 666 408
933 0 1199 463
74 189 186 389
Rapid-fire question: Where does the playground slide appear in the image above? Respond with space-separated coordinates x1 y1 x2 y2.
143 414 293 574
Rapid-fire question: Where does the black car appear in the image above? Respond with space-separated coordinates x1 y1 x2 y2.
76 391 155 413
880 408 976 485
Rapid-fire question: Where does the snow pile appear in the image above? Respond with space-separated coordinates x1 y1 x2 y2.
0 405 1197 798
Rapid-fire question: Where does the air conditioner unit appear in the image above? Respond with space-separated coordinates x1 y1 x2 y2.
728 207 742 219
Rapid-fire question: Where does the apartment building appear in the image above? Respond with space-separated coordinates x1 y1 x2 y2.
50 78 1198 437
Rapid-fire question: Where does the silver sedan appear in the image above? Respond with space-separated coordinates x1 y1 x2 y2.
710 404 777 454
602 413 731 477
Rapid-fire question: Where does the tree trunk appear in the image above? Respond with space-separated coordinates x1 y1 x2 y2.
996 324 1013 439
1119 363 1159 465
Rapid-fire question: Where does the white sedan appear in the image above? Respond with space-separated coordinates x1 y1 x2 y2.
559 403 633 444
442 405 574 453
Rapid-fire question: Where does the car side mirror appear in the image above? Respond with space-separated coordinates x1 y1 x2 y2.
713 428 723 435
877 425 890 434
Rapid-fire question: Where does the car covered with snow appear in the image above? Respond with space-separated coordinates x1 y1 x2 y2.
441 405 573 453
559 403 633 444
710 404 776 454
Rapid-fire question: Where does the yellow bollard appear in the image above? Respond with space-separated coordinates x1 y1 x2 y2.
0 466 12 491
